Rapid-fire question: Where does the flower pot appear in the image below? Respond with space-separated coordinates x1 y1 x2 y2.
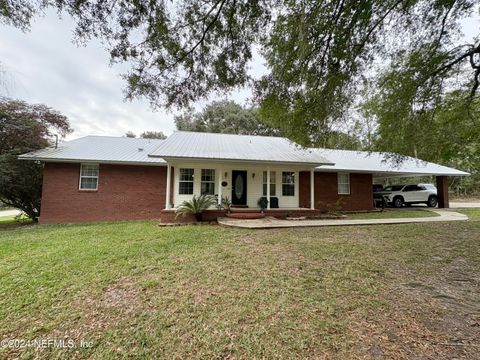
195 212 203 222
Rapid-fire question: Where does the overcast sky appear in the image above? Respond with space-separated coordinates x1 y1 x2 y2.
0 10 266 140
0 10 477 141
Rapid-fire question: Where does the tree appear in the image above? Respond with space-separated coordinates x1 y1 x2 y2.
362 76 480 193
175 100 279 136
125 131 167 139
0 98 71 220
140 131 167 139
1 1 478 145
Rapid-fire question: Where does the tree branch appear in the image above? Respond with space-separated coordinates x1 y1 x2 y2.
179 0 228 61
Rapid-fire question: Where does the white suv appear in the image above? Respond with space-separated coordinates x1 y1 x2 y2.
376 184 438 208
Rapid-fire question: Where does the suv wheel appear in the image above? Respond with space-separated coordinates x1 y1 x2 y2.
427 195 438 207
393 196 404 208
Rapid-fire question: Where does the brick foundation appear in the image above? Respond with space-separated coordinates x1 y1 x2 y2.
159 208 321 223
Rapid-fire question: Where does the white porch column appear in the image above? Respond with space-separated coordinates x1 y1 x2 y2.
217 168 222 206
310 168 315 209
166 163 172 209
266 166 271 209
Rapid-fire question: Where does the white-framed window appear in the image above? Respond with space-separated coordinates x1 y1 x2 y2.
262 171 276 196
337 173 350 195
179 168 194 195
201 169 215 195
79 164 99 190
282 171 295 196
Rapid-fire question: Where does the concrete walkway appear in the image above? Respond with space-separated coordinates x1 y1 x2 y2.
218 209 468 229
0 209 22 217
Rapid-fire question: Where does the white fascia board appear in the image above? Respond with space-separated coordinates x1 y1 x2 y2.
17 157 167 167
157 156 333 167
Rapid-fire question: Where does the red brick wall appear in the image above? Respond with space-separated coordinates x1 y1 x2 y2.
299 171 374 211
40 162 167 224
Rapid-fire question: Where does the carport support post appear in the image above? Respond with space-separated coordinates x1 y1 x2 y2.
165 163 172 209
436 176 449 208
310 168 315 209
266 166 271 210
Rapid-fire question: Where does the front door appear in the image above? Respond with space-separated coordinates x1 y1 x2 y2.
232 170 247 205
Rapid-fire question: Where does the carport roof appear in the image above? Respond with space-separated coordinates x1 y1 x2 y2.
313 148 470 177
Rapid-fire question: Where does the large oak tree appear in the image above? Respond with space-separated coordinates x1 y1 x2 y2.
0 98 71 220
174 100 279 136
1 1 478 146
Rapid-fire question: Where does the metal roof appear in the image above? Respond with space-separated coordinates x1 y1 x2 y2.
19 133 469 177
313 148 470 177
19 136 166 165
148 131 333 165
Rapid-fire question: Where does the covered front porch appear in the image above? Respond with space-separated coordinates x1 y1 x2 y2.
160 160 321 223
164 161 317 210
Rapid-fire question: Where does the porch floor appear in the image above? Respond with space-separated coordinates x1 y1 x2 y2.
218 209 468 229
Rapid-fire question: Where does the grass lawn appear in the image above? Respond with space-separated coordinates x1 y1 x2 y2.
0 215 16 222
346 209 439 219
0 215 33 230
0 210 479 359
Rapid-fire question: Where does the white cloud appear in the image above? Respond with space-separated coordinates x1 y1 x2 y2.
0 10 270 141
0 10 179 140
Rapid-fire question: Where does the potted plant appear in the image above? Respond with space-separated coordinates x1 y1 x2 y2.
175 195 217 222
221 196 232 213
257 197 269 213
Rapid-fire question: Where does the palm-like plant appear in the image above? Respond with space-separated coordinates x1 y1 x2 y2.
175 194 217 221
221 196 232 213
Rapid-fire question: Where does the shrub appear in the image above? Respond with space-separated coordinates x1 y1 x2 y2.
257 197 269 211
175 195 217 221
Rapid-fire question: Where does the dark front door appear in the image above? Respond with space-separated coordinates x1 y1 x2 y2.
232 170 247 205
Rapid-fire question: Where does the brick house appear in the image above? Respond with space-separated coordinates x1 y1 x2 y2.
20 131 469 224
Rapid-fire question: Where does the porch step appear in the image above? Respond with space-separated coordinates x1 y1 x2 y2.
231 205 249 209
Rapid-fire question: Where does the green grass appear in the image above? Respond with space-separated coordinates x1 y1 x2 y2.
458 207 480 220
0 215 479 359
346 209 438 219
0 215 32 229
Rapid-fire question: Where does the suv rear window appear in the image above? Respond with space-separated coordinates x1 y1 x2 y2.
404 185 422 191
383 185 404 191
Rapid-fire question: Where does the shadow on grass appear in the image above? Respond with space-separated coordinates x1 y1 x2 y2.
0 216 34 230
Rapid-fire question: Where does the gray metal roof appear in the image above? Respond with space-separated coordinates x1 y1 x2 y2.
313 148 469 177
19 133 469 177
19 136 166 165
148 131 333 165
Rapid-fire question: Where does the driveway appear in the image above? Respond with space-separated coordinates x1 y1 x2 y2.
0 209 22 217
450 201 480 208
395 202 480 209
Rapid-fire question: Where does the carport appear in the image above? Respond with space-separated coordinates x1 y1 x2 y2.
372 175 452 208
315 149 470 208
